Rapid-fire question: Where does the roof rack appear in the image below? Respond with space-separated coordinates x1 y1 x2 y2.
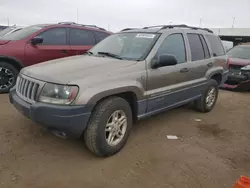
121 24 213 33
143 24 213 33
58 22 106 31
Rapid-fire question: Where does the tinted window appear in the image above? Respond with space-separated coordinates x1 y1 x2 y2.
157 34 186 63
93 31 110 42
69 28 95 45
199 34 210 58
37 28 67 45
206 35 225 57
187 34 206 61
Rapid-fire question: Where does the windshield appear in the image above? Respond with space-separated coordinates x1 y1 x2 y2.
0 25 44 40
227 46 250 59
0 27 15 37
89 32 160 61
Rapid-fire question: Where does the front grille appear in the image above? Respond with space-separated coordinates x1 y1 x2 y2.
16 76 40 102
229 64 244 73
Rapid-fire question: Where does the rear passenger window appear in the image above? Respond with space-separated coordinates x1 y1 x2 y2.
157 33 186 63
93 31 110 42
37 28 67 45
187 33 206 61
69 28 95 45
199 35 210 58
206 35 225 57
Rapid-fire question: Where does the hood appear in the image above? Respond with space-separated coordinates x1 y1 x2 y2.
21 55 137 84
228 58 250 66
0 40 10 45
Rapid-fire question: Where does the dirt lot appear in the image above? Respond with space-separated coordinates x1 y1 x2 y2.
0 90 249 188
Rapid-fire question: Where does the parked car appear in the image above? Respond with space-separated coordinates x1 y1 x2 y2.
221 40 233 52
222 44 250 90
9 24 228 157
0 26 24 38
0 22 111 93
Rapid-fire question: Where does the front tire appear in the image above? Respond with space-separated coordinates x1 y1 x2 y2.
0 62 18 93
84 97 132 157
195 79 219 113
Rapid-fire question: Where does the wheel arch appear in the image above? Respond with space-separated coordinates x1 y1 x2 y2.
0 56 24 72
89 90 140 122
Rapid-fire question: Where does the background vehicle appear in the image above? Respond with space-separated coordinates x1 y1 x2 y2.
221 40 233 52
0 22 112 93
9 24 228 157
222 44 250 90
0 26 24 38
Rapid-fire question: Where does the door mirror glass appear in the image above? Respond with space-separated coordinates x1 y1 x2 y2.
153 54 177 68
31 36 43 45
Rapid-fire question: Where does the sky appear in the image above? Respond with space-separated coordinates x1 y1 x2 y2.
0 0 250 32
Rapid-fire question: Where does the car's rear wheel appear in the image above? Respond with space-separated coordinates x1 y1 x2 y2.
0 62 18 93
84 97 132 157
195 79 219 113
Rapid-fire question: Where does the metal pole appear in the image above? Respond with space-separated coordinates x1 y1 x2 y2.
76 8 78 23
6 17 9 26
199 18 202 27
232 17 235 28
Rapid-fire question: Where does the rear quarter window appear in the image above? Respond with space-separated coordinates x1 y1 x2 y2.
206 34 225 57
93 31 110 43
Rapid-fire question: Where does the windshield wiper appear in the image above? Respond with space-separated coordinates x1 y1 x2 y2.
84 51 93 55
97 52 123 60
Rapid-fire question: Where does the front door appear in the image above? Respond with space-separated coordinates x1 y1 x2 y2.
146 33 190 113
24 27 71 66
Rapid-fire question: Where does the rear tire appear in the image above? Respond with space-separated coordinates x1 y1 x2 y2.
0 62 18 93
194 79 219 113
84 97 132 157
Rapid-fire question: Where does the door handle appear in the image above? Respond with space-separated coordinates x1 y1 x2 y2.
180 68 189 73
207 62 213 67
60 50 69 54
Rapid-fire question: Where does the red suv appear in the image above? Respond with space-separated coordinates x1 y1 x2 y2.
0 22 112 93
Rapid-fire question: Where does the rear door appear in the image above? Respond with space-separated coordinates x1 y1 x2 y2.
69 28 95 55
24 27 70 66
185 33 212 81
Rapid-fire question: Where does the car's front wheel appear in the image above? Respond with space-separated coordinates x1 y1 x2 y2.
0 62 18 94
84 97 132 157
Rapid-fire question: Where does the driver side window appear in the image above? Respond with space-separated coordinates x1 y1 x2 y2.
36 28 67 45
157 33 186 64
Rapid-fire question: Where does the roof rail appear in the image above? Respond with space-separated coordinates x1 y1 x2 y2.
58 22 106 31
121 28 141 31
143 24 213 33
58 21 77 25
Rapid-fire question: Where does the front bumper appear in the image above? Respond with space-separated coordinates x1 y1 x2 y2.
9 87 93 138
222 73 250 90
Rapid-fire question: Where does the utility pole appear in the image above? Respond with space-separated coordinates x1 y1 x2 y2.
232 17 235 28
76 8 79 23
199 18 202 27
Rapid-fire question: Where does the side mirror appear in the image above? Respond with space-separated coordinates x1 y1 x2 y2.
31 36 43 45
152 54 177 69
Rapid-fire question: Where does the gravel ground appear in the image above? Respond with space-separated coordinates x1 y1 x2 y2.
0 90 249 188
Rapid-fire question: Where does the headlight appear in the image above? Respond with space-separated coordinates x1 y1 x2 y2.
39 83 79 105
